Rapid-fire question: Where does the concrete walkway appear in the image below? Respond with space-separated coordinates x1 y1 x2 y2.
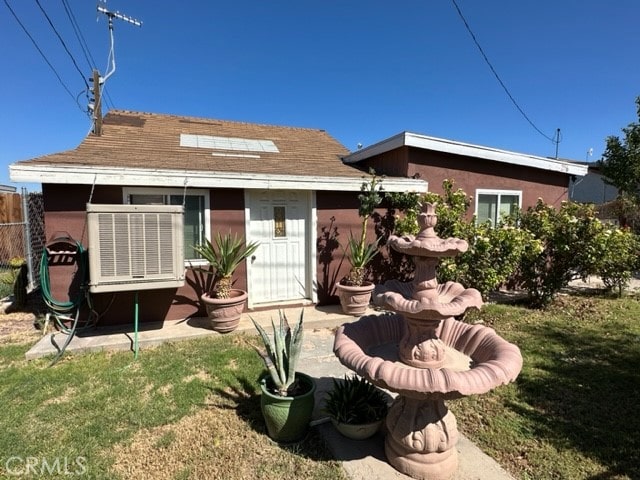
26 305 515 480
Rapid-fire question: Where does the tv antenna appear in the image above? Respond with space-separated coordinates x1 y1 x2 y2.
90 1 142 135
97 2 143 29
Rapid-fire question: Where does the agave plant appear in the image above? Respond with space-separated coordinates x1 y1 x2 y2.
193 232 259 299
323 374 388 424
251 310 304 397
344 235 380 286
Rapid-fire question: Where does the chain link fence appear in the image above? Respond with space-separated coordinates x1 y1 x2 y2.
0 189 45 297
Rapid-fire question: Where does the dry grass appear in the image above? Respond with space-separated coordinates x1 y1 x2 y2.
110 404 340 480
0 310 41 345
0 320 345 480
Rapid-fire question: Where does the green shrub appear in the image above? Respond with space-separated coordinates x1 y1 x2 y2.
422 181 530 299
518 201 607 307
439 222 534 299
388 180 640 307
593 226 640 296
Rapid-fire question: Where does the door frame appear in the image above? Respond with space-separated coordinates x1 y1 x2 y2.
244 189 317 309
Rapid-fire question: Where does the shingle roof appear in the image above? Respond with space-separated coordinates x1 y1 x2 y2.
17 110 366 178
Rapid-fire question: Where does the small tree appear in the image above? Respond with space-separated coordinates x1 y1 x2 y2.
343 170 384 286
598 96 640 219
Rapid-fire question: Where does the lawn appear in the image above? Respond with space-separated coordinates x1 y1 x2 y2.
0 333 345 480
452 293 640 480
0 293 639 479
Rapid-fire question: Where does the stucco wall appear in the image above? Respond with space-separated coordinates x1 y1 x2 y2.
41 184 379 323
362 147 571 213
41 184 250 325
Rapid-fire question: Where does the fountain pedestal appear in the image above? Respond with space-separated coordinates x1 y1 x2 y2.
386 396 458 480
333 203 523 480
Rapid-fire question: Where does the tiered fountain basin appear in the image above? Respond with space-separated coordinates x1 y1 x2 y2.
334 314 523 480
334 313 522 400
334 203 523 479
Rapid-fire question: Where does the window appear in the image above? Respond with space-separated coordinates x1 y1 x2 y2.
123 188 210 262
475 189 521 226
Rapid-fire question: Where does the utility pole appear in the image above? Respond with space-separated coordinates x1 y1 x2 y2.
88 2 142 136
91 69 102 136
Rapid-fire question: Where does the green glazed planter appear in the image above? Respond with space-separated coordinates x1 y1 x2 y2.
260 372 316 443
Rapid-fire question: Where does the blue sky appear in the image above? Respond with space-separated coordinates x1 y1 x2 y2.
1 1 639 191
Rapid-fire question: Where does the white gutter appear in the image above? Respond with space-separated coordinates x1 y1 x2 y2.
9 164 427 193
344 132 589 177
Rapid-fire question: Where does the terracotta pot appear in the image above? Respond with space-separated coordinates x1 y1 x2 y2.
260 372 316 443
331 418 383 440
335 281 375 316
200 289 247 333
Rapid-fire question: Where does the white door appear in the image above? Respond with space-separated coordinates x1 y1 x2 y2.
247 190 310 305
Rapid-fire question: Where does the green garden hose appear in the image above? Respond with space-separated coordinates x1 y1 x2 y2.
40 238 93 365
40 240 87 319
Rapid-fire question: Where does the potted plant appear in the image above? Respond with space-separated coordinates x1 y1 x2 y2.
323 374 389 440
193 232 259 333
336 170 383 315
251 310 316 443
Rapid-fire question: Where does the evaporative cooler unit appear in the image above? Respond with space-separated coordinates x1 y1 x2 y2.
86 203 185 293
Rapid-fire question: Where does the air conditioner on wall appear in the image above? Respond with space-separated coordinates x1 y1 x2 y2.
86 204 185 293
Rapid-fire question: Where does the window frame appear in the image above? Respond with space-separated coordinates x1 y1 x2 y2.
474 189 522 226
122 187 211 265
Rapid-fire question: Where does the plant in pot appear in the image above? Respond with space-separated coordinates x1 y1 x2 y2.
336 170 383 315
251 309 316 443
323 374 389 440
193 232 259 333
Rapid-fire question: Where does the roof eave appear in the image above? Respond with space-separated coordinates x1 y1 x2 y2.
343 132 589 177
9 164 427 193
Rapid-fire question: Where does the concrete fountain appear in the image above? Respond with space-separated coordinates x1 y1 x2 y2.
333 203 523 480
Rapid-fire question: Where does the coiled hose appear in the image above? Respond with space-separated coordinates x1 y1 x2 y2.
40 238 93 365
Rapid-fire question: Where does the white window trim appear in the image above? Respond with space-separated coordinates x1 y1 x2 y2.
123 186 211 265
475 189 522 226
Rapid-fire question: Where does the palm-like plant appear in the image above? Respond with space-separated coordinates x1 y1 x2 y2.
193 232 259 299
343 170 383 286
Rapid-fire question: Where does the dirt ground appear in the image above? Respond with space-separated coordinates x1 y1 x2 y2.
0 291 47 345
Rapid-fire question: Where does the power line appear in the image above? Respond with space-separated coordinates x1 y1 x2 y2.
103 87 115 110
34 0 89 90
59 0 114 110
3 0 86 114
450 0 557 144
60 0 96 71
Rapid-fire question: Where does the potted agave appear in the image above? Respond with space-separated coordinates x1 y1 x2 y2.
324 374 389 440
336 170 383 315
193 232 259 333
251 310 316 443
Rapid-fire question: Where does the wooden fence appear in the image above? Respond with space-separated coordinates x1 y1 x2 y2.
0 192 25 265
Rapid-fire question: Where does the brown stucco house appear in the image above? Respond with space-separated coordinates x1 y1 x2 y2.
344 132 588 225
9 110 425 324
9 111 586 325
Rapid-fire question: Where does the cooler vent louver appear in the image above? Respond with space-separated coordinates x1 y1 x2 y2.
86 204 185 293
